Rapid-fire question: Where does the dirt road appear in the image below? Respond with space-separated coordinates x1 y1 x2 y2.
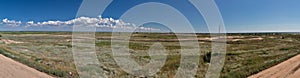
0 54 53 78
249 54 300 78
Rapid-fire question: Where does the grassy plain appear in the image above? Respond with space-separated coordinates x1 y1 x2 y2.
0 32 299 78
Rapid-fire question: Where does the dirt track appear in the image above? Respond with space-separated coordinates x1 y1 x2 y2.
0 54 53 78
249 54 300 78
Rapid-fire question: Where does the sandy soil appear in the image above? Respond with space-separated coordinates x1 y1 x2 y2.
128 36 263 42
249 54 300 78
0 54 53 78
1 39 24 44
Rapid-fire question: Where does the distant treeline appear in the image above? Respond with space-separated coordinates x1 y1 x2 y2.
0 31 299 35
226 32 300 36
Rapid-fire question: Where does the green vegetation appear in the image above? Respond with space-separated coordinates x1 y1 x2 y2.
0 46 68 77
0 32 299 78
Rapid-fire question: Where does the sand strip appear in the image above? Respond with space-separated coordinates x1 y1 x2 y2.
249 54 300 78
0 54 53 78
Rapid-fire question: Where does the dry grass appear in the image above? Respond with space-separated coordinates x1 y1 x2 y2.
0 32 299 78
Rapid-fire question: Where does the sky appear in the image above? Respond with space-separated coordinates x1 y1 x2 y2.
0 0 300 33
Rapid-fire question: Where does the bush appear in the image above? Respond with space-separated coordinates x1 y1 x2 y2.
280 48 290 51
203 52 211 63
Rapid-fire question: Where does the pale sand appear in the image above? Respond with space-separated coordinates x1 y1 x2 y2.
249 54 300 78
1 39 24 44
0 54 53 78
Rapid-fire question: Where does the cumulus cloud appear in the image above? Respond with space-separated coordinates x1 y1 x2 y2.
1 18 22 27
2 16 160 31
24 16 131 28
25 21 35 27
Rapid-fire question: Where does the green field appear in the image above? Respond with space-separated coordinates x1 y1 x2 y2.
0 32 299 78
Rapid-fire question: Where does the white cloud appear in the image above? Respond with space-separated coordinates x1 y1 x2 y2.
1 16 161 31
26 21 34 25
25 21 35 27
25 16 132 28
24 16 141 30
1 18 22 27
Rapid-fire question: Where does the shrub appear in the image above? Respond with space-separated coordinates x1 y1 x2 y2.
203 52 211 63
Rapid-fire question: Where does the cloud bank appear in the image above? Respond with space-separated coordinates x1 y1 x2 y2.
1 18 22 27
0 16 160 31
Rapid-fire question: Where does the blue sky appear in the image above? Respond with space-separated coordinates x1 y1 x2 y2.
0 0 299 32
